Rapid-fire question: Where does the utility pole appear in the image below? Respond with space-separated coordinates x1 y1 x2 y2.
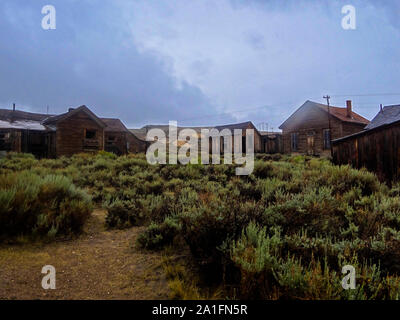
323 95 333 157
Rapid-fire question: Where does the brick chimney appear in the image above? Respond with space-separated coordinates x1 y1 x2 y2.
346 100 352 118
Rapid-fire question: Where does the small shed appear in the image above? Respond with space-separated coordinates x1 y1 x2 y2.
332 104 400 182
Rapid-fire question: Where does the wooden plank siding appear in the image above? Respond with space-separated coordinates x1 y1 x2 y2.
56 111 104 157
332 121 400 182
280 102 368 156
127 133 147 153
104 131 127 155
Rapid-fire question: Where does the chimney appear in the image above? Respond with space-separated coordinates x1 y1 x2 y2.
346 100 352 118
12 103 15 111
380 104 383 113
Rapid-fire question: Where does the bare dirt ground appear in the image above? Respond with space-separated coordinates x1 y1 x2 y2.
0 210 170 300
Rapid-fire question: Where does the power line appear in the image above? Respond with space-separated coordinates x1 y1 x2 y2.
161 93 400 125
331 93 400 97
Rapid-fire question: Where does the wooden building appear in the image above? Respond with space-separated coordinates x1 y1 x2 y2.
0 105 146 157
102 118 147 155
279 100 369 156
0 107 53 158
134 121 264 154
260 131 283 154
332 104 400 182
215 121 263 153
43 106 106 157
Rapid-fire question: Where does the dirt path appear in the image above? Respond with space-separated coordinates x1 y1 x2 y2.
0 210 170 300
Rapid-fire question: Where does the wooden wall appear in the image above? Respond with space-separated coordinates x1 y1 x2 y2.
56 111 104 157
263 135 283 154
332 122 400 182
21 130 48 158
127 133 147 153
0 129 14 152
105 132 127 155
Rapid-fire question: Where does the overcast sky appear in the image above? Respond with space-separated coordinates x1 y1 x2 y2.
1 0 399 129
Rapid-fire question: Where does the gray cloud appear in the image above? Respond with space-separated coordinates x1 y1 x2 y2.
0 0 399 130
0 0 225 127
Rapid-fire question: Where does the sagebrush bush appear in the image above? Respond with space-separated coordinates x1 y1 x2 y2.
136 216 181 250
104 198 145 228
0 171 92 239
3 152 400 299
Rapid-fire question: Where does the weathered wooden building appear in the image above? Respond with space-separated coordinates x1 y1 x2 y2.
279 100 369 156
0 105 146 157
215 121 263 153
133 121 264 154
0 107 53 157
332 104 400 182
260 131 283 154
102 118 147 155
42 106 106 157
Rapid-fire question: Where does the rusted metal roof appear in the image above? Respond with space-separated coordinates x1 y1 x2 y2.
315 102 370 125
0 119 47 131
279 100 370 129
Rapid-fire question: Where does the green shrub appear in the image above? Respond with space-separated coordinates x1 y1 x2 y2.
136 216 182 250
0 172 92 239
104 198 144 228
253 161 274 179
3 152 400 299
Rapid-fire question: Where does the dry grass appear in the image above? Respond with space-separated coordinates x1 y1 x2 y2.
0 210 170 300
161 253 224 300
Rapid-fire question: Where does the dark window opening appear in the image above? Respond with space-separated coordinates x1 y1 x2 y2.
107 135 116 142
291 132 298 151
85 130 96 139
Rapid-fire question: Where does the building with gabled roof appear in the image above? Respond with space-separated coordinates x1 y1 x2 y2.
130 121 264 153
364 104 400 130
0 104 146 157
279 100 369 155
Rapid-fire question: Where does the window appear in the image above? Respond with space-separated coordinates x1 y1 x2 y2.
107 135 116 142
291 132 298 151
85 129 96 139
323 129 331 149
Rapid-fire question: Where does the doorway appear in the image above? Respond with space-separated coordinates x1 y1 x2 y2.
307 132 315 155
